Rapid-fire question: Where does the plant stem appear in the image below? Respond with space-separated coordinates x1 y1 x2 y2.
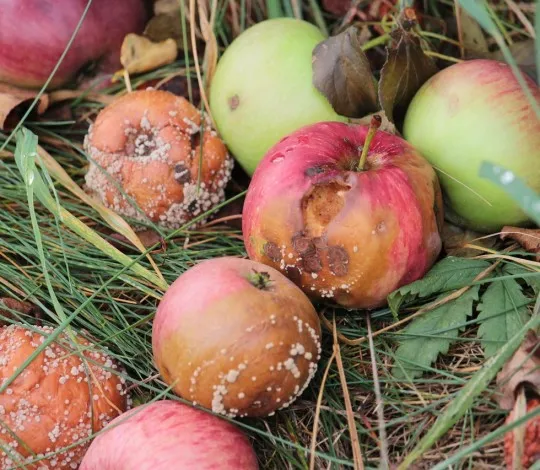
357 115 382 172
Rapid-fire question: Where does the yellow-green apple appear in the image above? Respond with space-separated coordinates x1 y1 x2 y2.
242 119 444 310
80 400 259 469
209 18 346 176
403 59 540 232
152 257 322 418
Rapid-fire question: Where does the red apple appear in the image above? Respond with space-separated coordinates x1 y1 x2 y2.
242 119 444 310
152 257 322 418
0 0 148 89
79 400 259 470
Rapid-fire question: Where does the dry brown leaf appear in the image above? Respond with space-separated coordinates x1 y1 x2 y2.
441 221 497 257
108 229 165 252
114 33 178 80
501 226 540 261
0 83 49 130
496 330 540 410
0 298 39 325
351 110 397 135
154 0 182 15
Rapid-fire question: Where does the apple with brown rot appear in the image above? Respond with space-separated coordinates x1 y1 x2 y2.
152 257 322 418
242 117 444 310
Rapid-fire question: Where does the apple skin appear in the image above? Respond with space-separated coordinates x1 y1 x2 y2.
242 121 444 310
0 0 148 89
209 18 347 176
79 400 259 470
403 59 540 233
152 257 322 418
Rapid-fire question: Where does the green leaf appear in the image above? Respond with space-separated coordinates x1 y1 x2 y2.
502 263 540 295
477 277 532 357
388 257 490 315
312 26 379 118
378 10 438 124
396 301 540 470
392 286 480 379
479 162 540 226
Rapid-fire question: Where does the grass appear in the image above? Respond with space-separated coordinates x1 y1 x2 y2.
0 0 539 468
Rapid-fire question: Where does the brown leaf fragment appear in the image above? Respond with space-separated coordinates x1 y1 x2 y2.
456 4 489 58
153 0 182 16
312 26 379 118
441 221 497 257
378 8 438 124
490 40 537 84
0 83 49 131
107 229 166 253
0 298 39 325
501 226 540 261
496 330 540 410
114 33 178 80
144 13 190 50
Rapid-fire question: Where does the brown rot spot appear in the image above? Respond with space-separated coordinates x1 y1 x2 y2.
228 94 240 110
376 221 386 233
189 128 201 148
312 236 328 250
174 163 191 184
302 254 322 273
327 246 349 276
285 266 302 285
292 233 315 255
304 166 326 177
263 242 282 262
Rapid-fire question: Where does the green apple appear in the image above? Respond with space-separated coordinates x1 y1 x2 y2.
209 18 346 176
403 59 540 233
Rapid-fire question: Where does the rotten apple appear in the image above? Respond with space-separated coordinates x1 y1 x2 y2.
242 118 444 310
152 257 322 418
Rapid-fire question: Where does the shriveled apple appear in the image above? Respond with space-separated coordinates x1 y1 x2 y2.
242 119 444 310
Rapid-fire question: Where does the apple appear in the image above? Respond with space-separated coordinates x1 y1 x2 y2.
209 18 346 176
79 400 259 470
152 257 322 418
403 59 540 233
0 0 148 89
242 119 444 310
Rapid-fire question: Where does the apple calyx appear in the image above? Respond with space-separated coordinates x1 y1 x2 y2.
248 270 272 290
356 114 382 172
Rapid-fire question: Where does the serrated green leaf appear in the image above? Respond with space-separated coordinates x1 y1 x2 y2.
477 277 532 357
392 286 480 379
502 263 540 294
388 257 490 315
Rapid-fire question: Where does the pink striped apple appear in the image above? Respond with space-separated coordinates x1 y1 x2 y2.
242 119 444 309
80 400 259 470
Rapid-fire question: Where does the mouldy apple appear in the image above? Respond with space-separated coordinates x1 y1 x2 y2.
80 400 259 470
242 119 444 310
152 257 322 418
403 59 540 233
209 18 346 176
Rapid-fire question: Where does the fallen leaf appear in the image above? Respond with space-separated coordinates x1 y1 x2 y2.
496 330 540 410
456 4 489 57
0 298 39 325
114 33 178 80
501 226 540 261
378 8 438 124
153 0 181 15
0 83 49 131
144 13 191 50
312 26 379 118
108 229 166 252
490 39 537 83
441 221 497 257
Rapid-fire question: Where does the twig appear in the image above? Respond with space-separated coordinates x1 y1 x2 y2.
366 315 390 470
333 317 364 470
309 349 337 470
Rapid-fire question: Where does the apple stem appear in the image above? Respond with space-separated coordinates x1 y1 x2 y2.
357 115 382 172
